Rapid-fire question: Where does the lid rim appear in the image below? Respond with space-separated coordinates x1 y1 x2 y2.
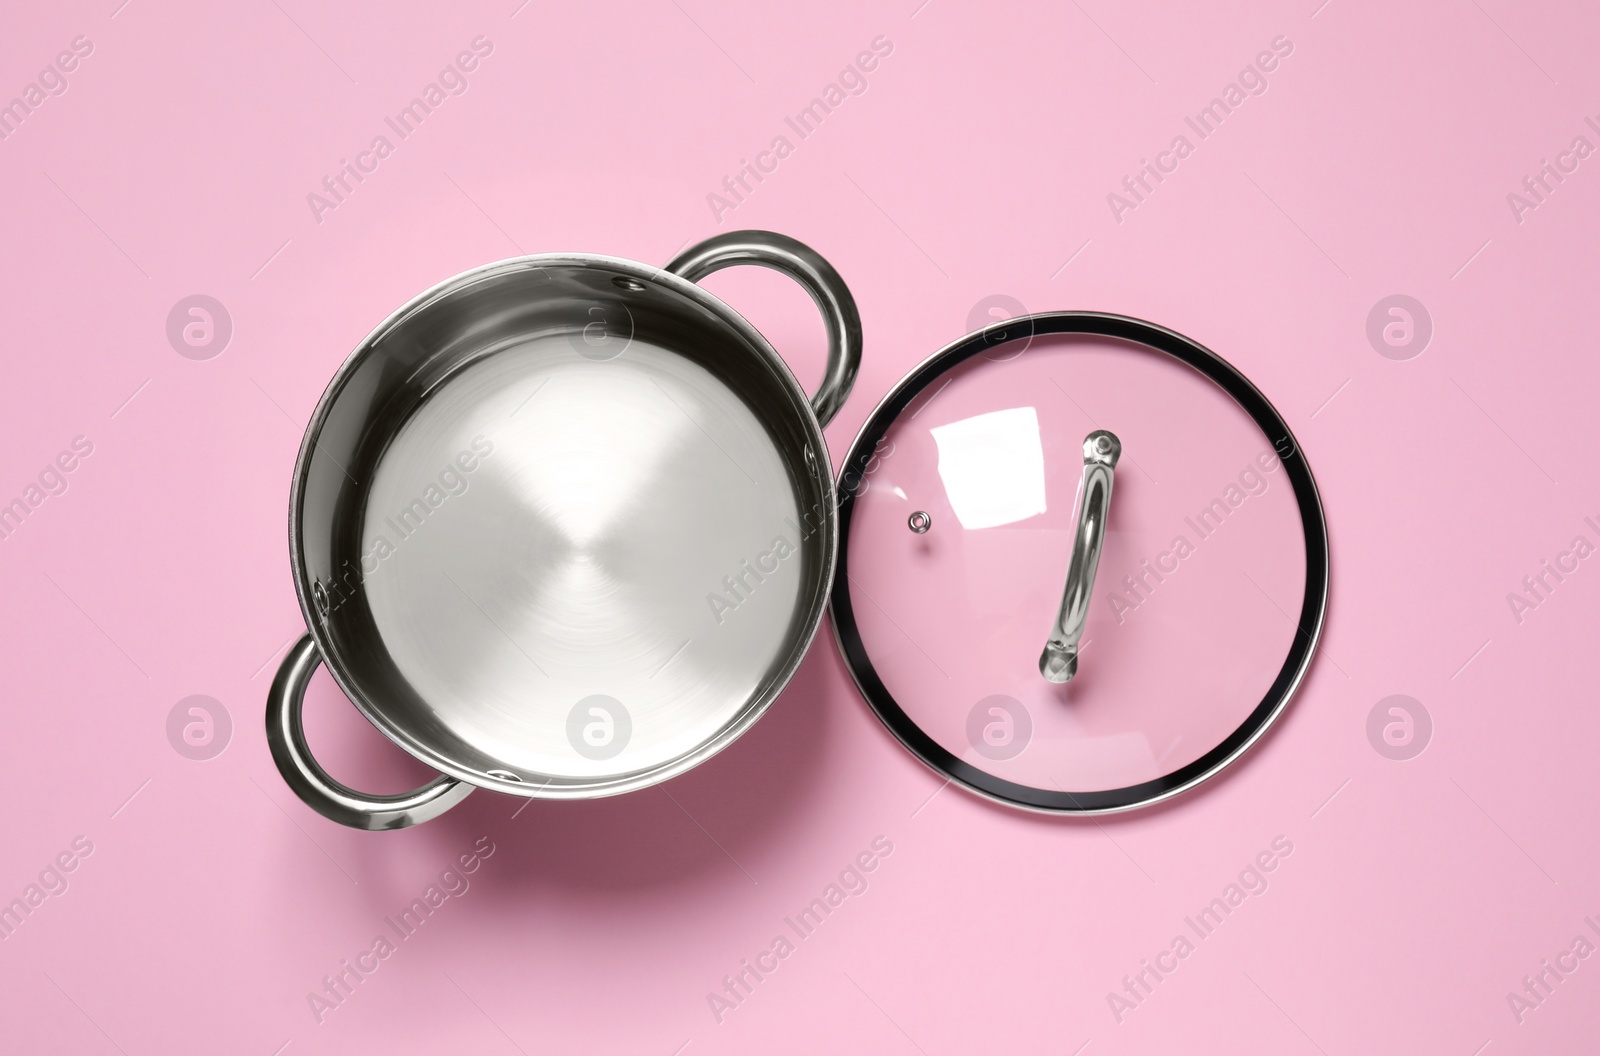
829 311 1330 814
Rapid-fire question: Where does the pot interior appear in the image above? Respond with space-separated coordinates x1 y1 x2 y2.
292 257 835 797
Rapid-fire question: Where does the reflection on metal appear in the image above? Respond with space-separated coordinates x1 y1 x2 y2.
1040 430 1120 684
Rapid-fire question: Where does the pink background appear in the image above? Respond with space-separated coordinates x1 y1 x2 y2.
2 0 1598 1053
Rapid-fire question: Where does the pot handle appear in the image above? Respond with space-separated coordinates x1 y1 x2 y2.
667 231 862 427
266 633 473 830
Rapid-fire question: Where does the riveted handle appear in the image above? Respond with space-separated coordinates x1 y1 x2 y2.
1041 431 1121 684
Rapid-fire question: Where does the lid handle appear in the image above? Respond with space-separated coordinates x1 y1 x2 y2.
1040 430 1121 684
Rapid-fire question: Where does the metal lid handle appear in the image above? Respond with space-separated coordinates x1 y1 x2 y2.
1040 430 1121 683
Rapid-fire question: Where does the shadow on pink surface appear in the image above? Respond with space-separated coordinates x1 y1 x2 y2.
290 631 837 900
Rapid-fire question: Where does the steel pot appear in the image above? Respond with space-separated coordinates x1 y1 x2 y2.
267 231 861 830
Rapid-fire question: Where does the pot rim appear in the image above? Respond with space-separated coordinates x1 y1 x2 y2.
286 251 841 799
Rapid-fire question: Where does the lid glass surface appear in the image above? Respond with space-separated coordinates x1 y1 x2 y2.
832 313 1327 812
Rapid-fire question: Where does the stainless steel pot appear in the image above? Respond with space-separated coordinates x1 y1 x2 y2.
266 231 861 830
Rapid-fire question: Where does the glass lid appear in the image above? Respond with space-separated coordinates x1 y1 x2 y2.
831 312 1328 813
